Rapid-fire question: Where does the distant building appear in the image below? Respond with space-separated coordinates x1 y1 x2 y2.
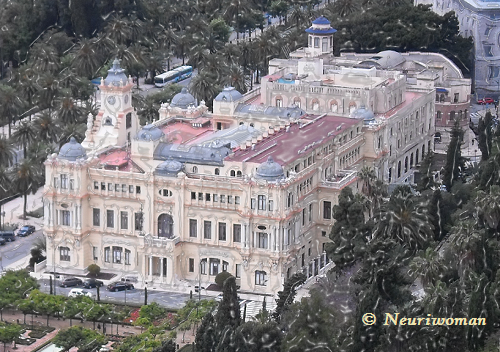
414 0 500 99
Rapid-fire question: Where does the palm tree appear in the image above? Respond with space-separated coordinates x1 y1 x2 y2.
0 136 14 168
188 44 210 69
222 65 247 94
9 158 42 220
189 71 220 110
72 39 103 79
0 84 25 137
289 5 306 32
36 73 60 113
409 247 445 287
11 120 37 159
15 66 40 119
333 0 358 17
449 220 483 275
173 33 191 65
58 123 86 148
30 43 61 74
104 16 133 46
56 94 83 124
27 141 55 165
34 111 60 143
373 192 434 251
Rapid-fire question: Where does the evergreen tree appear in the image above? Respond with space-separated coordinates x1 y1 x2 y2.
325 187 372 270
272 272 306 323
195 312 216 352
416 151 436 191
215 276 240 330
478 111 494 161
443 119 465 191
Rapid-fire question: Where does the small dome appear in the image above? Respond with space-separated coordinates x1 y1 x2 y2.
155 159 183 177
171 88 196 109
214 86 243 102
351 105 375 124
312 16 331 25
136 124 164 141
58 137 86 161
256 156 284 181
104 58 128 86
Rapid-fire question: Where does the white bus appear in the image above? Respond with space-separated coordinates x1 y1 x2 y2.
154 66 193 88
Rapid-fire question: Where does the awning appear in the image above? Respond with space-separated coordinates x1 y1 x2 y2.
436 88 448 93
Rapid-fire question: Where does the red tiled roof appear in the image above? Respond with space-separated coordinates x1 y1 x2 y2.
226 115 361 166
160 121 212 145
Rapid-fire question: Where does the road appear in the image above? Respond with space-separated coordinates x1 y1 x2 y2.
0 230 43 271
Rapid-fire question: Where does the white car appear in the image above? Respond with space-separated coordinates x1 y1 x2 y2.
68 288 93 298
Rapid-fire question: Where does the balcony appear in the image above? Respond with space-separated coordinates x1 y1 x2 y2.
143 234 180 250
321 170 358 189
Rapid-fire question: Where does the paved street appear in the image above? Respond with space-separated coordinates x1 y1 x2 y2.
0 230 43 271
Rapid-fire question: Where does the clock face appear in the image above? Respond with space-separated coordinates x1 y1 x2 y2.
107 96 116 105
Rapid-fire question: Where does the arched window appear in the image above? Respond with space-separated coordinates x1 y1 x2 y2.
215 168 220 175
416 149 419 164
192 166 198 173
422 144 425 157
410 153 414 168
416 111 419 120
276 97 283 107
293 97 301 108
436 111 442 119
158 214 174 239
237 171 242 177
450 111 456 120
230 170 236 177
458 110 463 120
398 161 401 178
330 100 338 113
404 156 408 173
349 102 357 114
311 99 319 111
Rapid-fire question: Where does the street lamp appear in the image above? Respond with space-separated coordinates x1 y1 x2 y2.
108 317 112 336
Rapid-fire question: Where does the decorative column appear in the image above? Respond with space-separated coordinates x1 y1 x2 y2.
272 226 277 252
149 256 153 280
160 258 164 280
312 260 316 277
243 224 248 248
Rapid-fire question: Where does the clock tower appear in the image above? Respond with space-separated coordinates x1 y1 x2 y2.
82 58 139 153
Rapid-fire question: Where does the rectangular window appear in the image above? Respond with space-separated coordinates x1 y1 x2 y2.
210 258 220 276
258 195 266 210
189 258 195 272
201 260 207 275
255 270 267 286
220 195 226 203
235 264 241 278
136 186 141 194
108 183 113 191
235 196 240 204
213 194 218 202
93 208 100 227
314 37 319 48
309 204 313 222
206 193 211 201
61 210 70 226
228 196 233 204
60 247 70 261
122 184 127 192
104 247 110 263
302 208 306 226
125 249 131 265
233 224 241 242
258 233 268 249
93 247 98 261
69 179 74 190
129 185 134 193
454 93 459 103
268 200 273 211
112 246 122 264
60 175 68 189
488 65 500 79
219 222 227 241
107 210 114 228
189 219 197 238
198 192 203 201
191 192 196 200
322 231 327 237
94 181 99 190
115 184 120 192
204 221 211 239
135 212 143 231
120 211 128 230
484 44 494 57
251 198 256 209
323 201 332 220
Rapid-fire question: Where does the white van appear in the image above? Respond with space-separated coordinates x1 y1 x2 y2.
68 288 93 298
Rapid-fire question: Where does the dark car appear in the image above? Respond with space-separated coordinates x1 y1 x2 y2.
0 237 6 246
0 231 16 242
82 278 104 288
17 225 36 237
107 281 134 292
60 277 83 288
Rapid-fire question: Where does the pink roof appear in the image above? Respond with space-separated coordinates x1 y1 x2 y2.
226 115 361 166
98 149 139 171
160 121 212 145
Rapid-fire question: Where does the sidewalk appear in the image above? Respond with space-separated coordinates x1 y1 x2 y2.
1 187 45 230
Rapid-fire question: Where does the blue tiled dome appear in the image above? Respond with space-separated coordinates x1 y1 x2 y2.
58 137 86 161
214 87 243 102
256 156 284 181
155 159 183 177
351 105 375 124
104 58 128 86
171 88 196 109
312 16 331 25
136 124 164 141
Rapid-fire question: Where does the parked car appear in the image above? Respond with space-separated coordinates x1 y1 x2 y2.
107 281 134 292
478 98 495 105
0 231 16 242
82 278 104 288
60 277 83 287
68 288 93 298
17 225 36 237
0 237 6 246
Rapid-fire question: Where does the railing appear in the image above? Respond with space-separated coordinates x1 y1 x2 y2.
321 170 358 189
144 236 180 248
34 259 47 273
337 135 364 155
